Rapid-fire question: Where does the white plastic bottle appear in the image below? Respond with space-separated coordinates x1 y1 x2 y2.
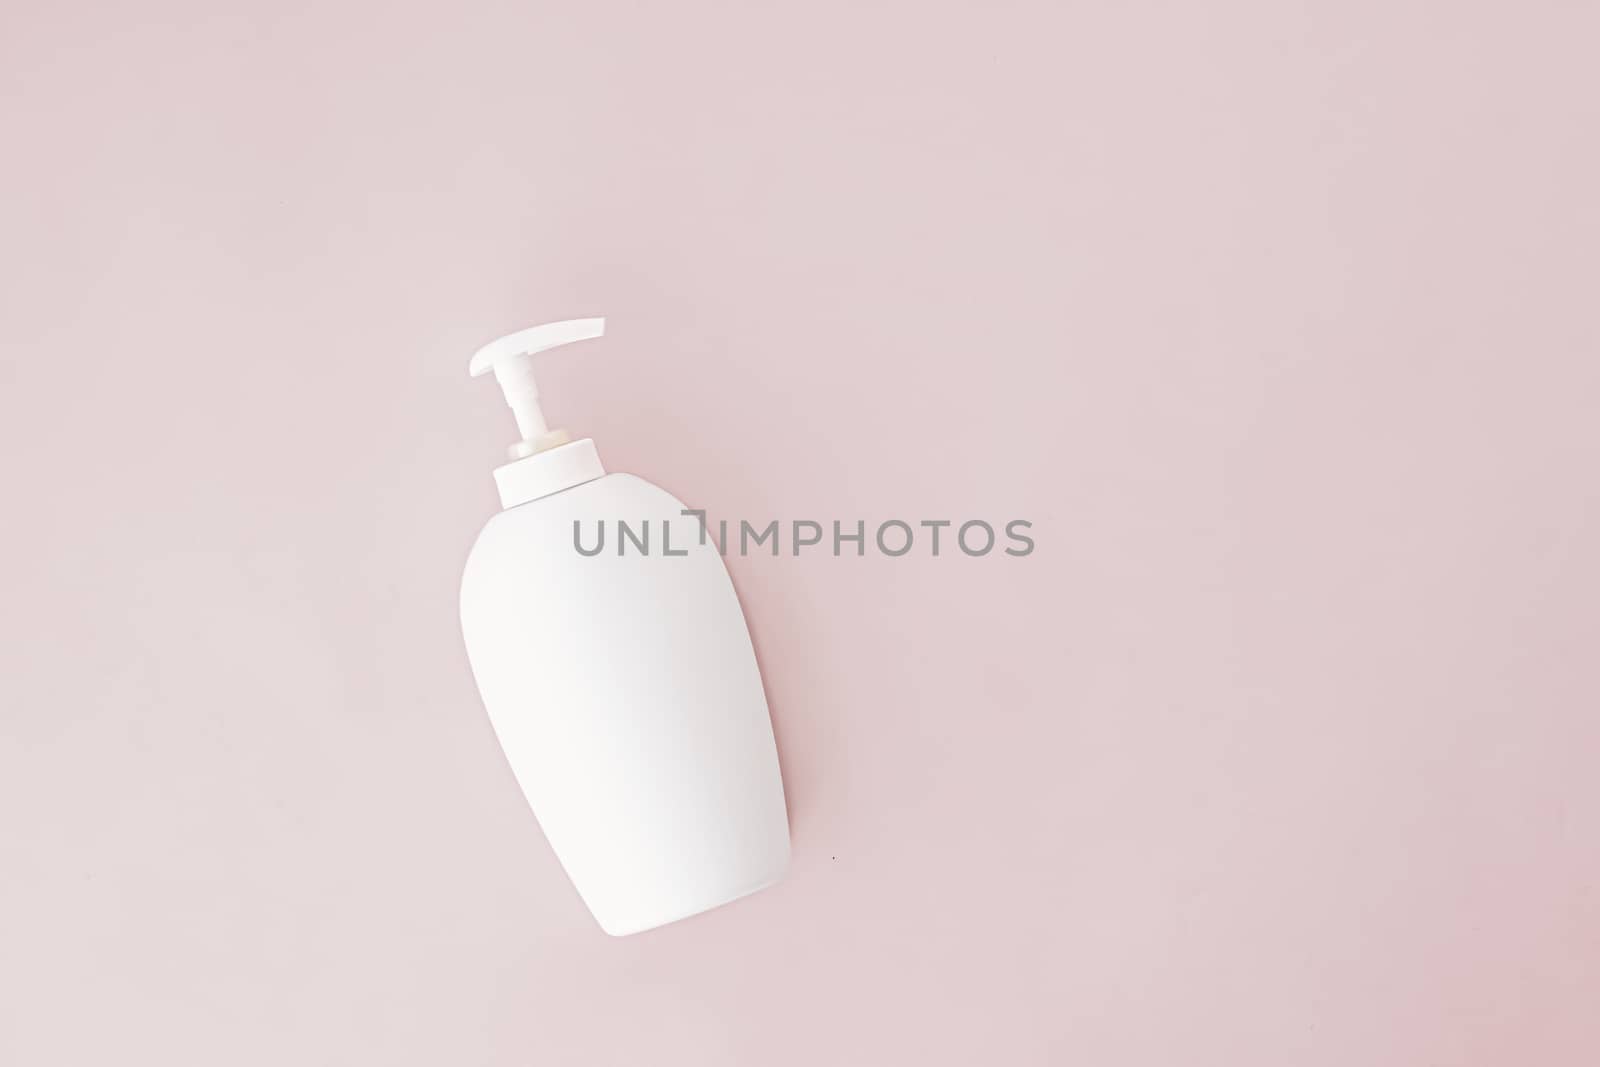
458 318 790 936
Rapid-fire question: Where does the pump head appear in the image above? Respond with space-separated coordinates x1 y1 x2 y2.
470 318 605 459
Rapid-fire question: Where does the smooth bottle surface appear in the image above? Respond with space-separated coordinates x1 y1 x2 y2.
460 470 790 935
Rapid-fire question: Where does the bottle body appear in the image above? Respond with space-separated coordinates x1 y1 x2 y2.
460 472 790 935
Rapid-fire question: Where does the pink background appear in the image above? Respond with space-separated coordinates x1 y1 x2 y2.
3 2 1598 1063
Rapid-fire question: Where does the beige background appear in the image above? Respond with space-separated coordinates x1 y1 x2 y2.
3 2 1598 1064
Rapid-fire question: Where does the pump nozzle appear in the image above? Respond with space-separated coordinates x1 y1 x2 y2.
470 318 605 459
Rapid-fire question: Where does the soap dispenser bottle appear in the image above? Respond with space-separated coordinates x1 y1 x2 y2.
458 318 790 936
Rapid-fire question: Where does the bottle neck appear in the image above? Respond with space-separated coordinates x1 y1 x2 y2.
493 438 605 509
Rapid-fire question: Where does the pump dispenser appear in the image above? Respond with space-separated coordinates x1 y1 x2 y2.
467 319 609 510
469 317 604 458
458 318 791 936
